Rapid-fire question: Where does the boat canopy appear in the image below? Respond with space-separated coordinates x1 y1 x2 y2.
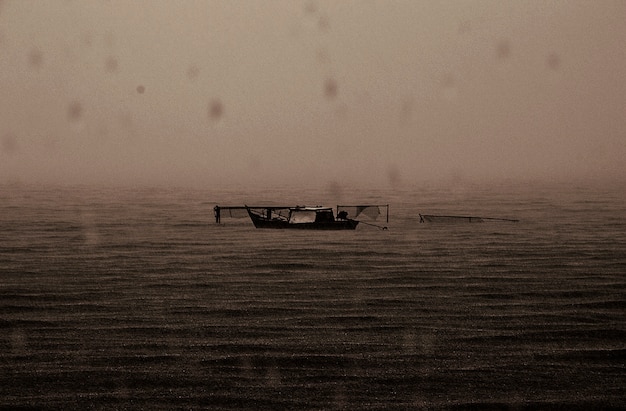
290 206 332 211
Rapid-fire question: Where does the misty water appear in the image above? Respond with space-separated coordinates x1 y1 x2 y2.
1 182 625 410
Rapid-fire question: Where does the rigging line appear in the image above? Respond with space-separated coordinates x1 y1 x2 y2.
359 221 388 230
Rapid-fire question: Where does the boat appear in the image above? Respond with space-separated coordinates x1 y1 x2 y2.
214 204 388 230
247 206 358 230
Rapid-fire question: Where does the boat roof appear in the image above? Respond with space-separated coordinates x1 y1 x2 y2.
290 206 332 211
215 205 333 212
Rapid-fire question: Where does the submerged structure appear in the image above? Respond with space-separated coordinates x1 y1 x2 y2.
215 205 388 230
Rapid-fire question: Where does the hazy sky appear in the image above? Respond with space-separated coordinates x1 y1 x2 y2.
1 0 624 188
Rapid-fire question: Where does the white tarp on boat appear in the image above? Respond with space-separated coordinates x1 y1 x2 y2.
289 209 316 223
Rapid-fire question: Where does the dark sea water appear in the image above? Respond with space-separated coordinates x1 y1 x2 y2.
1 182 625 410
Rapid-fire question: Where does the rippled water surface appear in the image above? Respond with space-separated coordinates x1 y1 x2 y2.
1 182 625 410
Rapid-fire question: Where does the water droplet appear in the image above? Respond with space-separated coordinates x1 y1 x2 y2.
327 180 343 199
67 101 83 122
399 96 414 125
119 112 133 129
2 133 18 154
546 53 561 70
316 48 331 64
324 78 337 99
187 65 200 80
10 329 27 354
387 164 401 187
318 14 330 32
265 365 281 387
28 48 43 69
440 74 457 101
248 156 261 171
496 40 510 60
304 0 317 14
208 99 223 121
136 85 145 94
82 32 94 48
458 20 472 35
105 56 118 73
104 32 115 48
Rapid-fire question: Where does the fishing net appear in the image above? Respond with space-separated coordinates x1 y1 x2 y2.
419 214 483 223
337 205 382 220
419 214 518 223
221 208 249 218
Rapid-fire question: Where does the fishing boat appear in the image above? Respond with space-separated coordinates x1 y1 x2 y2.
214 204 388 230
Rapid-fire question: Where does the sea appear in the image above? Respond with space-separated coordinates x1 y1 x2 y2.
1 181 625 410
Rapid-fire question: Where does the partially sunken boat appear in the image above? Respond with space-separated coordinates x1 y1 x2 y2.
214 205 388 230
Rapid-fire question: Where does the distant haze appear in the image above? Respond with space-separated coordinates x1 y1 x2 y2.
1 0 624 188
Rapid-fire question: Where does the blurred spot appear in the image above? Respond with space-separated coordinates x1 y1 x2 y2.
546 52 561 70
324 78 338 99
10 329 27 354
187 65 200 80
79 210 100 246
248 156 261 171
240 357 253 379
418 332 436 356
317 13 330 32
403 329 437 357
304 0 317 14
265 365 281 388
303 0 328 32
118 111 133 129
67 101 83 122
44 134 61 150
326 180 343 200
82 32 93 48
440 73 457 101
399 96 414 125
208 99 224 121
496 39 510 60
104 32 115 48
96 124 109 139
387 164 402 187
136 85 145 94
333 386 347 409
447 167 467 186
401 329 418 354
2 133 18 154
458 20 472 35
316 48 331 64
333 102 348 120
28 48 44 69
105 56 118 73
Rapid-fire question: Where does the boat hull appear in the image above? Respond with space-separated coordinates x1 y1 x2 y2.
247 210 359 230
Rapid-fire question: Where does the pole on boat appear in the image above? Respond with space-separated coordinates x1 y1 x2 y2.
214 206 220 223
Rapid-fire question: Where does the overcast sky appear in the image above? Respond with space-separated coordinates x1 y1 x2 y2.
1 0 624 188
